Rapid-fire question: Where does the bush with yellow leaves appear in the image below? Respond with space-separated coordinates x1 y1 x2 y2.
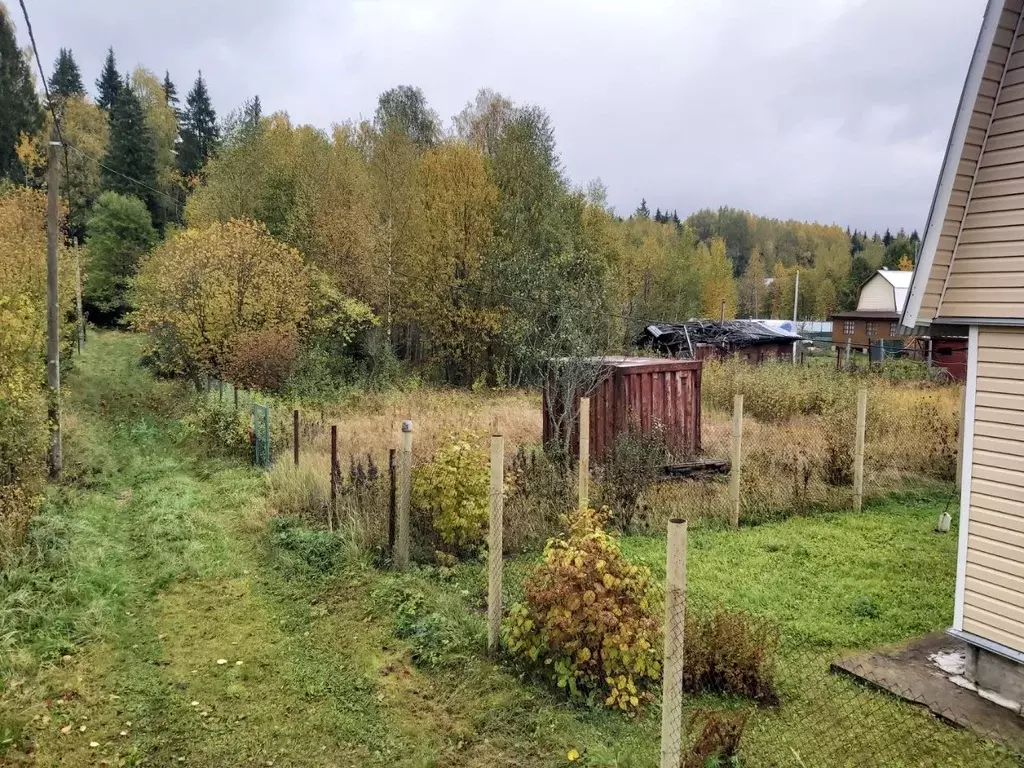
503 508 662 712
133 219 310 382
0 188 59 546
413 434 490 551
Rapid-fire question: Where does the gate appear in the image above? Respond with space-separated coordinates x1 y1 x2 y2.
252 404 271 468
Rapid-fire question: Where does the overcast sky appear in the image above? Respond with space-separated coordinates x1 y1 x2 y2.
17 0 986 232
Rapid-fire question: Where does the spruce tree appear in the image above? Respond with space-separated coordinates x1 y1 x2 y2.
95 47 121 110
101 81 159 222
50 48 84 100
177 72 219 178
162 70 178 107
0 6 42 181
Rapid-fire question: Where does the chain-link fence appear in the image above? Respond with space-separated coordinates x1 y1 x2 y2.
677 359 962 524
658 592 1023 768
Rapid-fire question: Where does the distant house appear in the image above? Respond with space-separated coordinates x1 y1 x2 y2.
638 319 802 364
902 0 1024 708
831 270 913 351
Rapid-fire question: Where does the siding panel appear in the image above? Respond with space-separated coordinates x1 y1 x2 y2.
964 327 1024 653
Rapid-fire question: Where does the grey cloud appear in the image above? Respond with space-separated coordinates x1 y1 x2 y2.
19 0 988 232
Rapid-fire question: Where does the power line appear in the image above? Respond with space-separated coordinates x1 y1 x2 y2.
17 0 73 220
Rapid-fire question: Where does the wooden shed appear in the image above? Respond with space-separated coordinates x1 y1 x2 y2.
542 357 702 462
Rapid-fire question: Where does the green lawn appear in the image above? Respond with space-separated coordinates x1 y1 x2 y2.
0 331 1015 768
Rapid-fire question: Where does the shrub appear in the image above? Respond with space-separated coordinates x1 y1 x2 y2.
378 582 481 668
269 516 341 574
505 446 572 553
223 327 300 392
133 219 310 378
598 428 667 532
413 434 490 551
683 608 779 704
180 401 251 458
503 508 662 712
683 710 748 768
0 188 66 548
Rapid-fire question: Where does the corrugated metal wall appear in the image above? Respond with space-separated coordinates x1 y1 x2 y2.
542 359 702 463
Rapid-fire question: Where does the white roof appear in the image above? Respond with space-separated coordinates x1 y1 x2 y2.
876 270 913 313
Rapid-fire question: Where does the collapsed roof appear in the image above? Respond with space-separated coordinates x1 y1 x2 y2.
638 320 803 358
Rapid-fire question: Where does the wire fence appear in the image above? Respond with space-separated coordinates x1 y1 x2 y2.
685 370 961 525
661 593 1024 767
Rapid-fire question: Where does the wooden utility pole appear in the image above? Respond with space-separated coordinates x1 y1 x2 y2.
46 132 62 480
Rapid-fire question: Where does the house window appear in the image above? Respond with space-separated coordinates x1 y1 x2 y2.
890 322 899 336
866 321 877 337
843 320 855 336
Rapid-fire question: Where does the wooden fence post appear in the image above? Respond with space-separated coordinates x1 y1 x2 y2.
853 388 867 512
487 434 505 655
293 409 300 466
388 449 397 553
329 425 338 531
233 384 239 411
659 516 688 768
578 396 590 510
396 421 413 570
730 394 744 528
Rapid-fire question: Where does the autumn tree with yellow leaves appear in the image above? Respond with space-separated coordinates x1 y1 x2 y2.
134 219 311 381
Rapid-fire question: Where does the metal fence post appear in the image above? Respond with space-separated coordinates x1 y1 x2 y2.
660 517 688 768
396 421 413 570
329 425 338 532
853 388 867 512
578 396 590 510
487 433 504 655
293 409 300 466
730 394 744 528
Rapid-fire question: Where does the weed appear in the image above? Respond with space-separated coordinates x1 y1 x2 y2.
683 710 748 768
269 516 341 574
684 609 780 704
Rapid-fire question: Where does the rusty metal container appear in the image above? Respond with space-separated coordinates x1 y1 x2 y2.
542 357 702 462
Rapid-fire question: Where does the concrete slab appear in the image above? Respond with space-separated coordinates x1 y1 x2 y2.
831 631 1024 753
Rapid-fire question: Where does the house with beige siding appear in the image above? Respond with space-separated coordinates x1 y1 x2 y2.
903 0 1024 701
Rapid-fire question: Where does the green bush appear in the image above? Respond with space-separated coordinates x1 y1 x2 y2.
180 401 251 458
503 508 662 712
413 434 490 551
269 516 341 574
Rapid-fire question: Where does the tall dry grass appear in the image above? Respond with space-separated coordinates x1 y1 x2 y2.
264 361 962 544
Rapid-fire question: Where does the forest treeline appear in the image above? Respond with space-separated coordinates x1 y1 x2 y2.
0 10 923 394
